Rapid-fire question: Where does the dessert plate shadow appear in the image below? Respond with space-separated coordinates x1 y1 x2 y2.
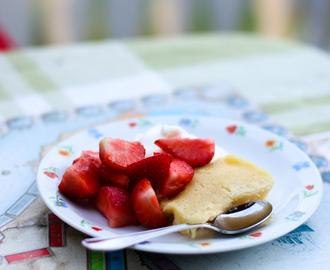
37 115 323 254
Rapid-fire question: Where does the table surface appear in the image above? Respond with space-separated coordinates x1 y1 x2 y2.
0 33 330 269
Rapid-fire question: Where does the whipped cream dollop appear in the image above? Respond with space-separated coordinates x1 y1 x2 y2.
132 124 227 160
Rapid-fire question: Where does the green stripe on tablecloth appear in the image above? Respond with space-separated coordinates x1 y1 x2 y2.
5 52 57 93
0 83 11 100
0 100 24 120
269 103 330 136
260 95 330 114
291 122 330 136
22 42 149 87
88 250 106 270
40 91 74 110
124 33 299 69
88 250 126 270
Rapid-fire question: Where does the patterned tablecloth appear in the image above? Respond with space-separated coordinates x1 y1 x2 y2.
0 33 330 269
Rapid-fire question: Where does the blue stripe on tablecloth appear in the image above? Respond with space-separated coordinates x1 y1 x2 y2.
107 250 126 270
6 194 36 216
0 215 13 227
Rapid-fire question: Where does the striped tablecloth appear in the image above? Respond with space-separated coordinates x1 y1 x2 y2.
0 33 330 270
1 33 330 136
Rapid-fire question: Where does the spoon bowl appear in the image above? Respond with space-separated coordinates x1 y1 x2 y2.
213 201 273 233
82 201 273 251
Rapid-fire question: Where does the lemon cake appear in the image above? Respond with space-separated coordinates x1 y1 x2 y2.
161 154 275 237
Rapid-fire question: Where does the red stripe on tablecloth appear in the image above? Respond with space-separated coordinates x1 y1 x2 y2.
48 213 62 222
5 248 53 263
47 213 65 247
49 222 65 246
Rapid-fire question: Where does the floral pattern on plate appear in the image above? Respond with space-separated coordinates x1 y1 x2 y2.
81 219 103 231
293 161 310 171
188 242 213 248
58 146 74 157
265 140 283 151
303 185 319 198
226 125 246 135
285 211 306 222
43 166 59 179
49 195 68 208
179 118 200 129
239 232 263 240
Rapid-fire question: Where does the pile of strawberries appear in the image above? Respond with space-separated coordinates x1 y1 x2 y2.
59 136 215 229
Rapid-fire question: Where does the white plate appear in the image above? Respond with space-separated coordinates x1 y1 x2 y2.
37 115 323 254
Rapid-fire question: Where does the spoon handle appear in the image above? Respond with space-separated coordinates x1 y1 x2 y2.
82 223 202 251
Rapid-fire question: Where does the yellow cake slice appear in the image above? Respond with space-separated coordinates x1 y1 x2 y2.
160 154 275 237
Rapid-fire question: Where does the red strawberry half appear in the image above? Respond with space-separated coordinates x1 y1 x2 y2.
127 153 172 190
59 154 101 199
99 164 129 190
159 158 194 196
99 138 145 170
154 137 215 167
131 179 168 228
91 186 140 228
73 150 101 166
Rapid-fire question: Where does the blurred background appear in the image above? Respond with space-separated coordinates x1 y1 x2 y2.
0 0 330 51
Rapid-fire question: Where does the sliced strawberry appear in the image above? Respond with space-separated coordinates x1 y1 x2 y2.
91 186 140 228
127 153 172 190
99 163 130 190
99 138 145 170
154 137 215 167
131 179 168 228
59 155 101 199
73 150 101 167
160 158 194 196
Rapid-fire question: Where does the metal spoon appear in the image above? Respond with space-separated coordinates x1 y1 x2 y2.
82 200 272 251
